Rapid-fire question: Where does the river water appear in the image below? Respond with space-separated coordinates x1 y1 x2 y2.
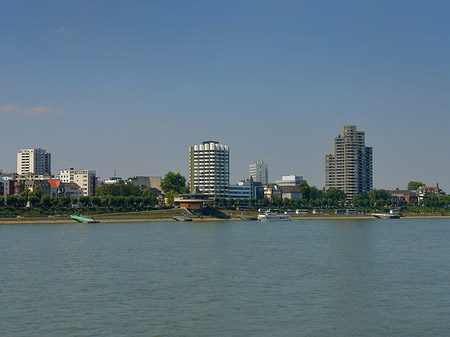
1 218 449 336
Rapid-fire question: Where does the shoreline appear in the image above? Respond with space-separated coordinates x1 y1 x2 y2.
1 213 450 224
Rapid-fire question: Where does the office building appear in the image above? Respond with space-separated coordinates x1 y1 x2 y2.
189 141 229 198
127 176 162 192
59 168 96 196
325 125 373 200
249 161 268 184
275 175 303 186
228 179 263 200
17 148 51 175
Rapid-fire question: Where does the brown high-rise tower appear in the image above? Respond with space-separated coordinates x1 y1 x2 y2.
325 125 373 200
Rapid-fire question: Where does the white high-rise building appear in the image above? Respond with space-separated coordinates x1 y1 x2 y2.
17 148 51 175
59 168 96 196
249 161 268 184
189 141 229 198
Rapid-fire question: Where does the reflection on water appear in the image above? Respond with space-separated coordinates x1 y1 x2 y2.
1 218 449 336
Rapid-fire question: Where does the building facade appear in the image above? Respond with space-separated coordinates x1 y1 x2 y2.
228 179 263 200
24 180 51 196
389 190 418 205
249 161 268 184
61 182 84 198
417 185 443 202
275 175 303 186
263 184 282 202
127 176 162 192
59 169 96 196
189 141 229 198
280 186 303 200
0 170 3 202
325 125 373 200
17 148 51 175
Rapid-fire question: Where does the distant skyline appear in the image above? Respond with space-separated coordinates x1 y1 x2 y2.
1 1 450 191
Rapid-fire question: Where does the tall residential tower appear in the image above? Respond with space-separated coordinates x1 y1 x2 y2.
325 125 372 200
17 148 51 175
189 141 229 198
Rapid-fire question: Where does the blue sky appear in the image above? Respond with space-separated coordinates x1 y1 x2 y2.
1 0 450 191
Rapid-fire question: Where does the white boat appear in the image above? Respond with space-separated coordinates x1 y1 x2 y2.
257 213 292 222
371 213 400 219
371 209 401 219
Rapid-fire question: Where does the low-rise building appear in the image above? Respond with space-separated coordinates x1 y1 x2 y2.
389 190 418 205
61 183 84 198
14 173 54 181
417 185 443 202
263 184 282 202
3 179 15 198
24 180 51 196
174 187 211 210
228 183 251 200
47 179 64 197
104 176 124 184
228 179 263 200
59 169 96 196
280 186 302 200
275 175 303 187
127 176 163 192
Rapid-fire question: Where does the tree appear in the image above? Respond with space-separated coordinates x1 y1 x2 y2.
20 188 29 200
51 197 59 207
41 195 52 208
116 196 126 207
310 186 324 201
160 172 186 194
125 195 135 207
298 181 311 200
367 189 392 207
134 196 143 206
32 186 42 199
79 196 91 207
96 183 141 197
142 195 157 207
325 188 346 206
142 188 156 197
120 183 141 196
60 196 71 208
18 195 28 207
91 196 101 207
408 181 425 191
28 195 40 207
96 183 121 196
6 195 18 207
108 196 118 207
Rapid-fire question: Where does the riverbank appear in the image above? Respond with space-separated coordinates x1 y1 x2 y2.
1 211 450 224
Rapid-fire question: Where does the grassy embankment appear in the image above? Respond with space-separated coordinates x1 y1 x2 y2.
2 207 450 224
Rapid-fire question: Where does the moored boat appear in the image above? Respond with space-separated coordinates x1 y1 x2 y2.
172 215 193 221
371 213 400 219
257 213 292 221
371 209 400 219
70 215 100 223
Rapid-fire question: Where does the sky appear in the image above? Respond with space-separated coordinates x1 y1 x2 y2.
1 0 450 191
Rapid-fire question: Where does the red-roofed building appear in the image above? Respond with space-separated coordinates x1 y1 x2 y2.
417 185 443 202
47 179 64 197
